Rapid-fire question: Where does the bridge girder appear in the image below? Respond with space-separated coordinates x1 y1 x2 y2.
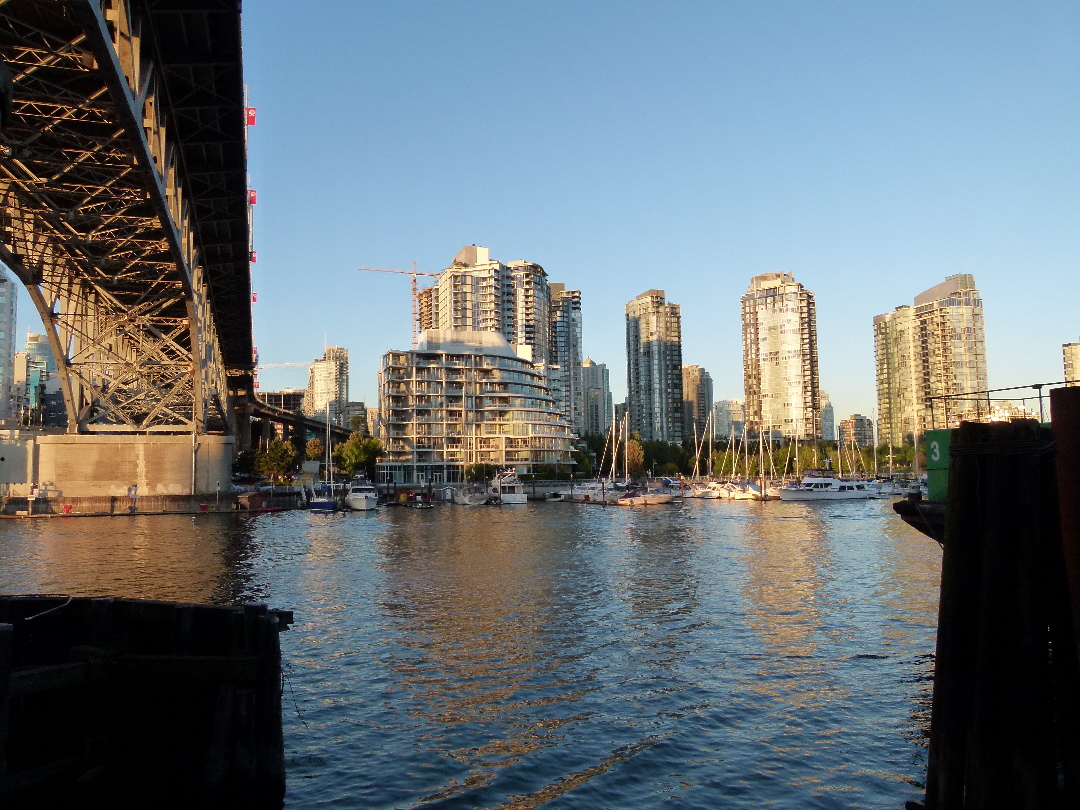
0 0 250 433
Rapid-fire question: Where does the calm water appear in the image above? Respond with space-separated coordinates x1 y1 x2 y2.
0 499 940 808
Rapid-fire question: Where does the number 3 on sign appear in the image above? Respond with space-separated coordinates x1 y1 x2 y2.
930 441 941 463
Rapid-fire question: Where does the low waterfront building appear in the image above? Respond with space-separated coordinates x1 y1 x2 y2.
377 329 575 485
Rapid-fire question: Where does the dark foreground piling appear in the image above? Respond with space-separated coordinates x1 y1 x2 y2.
0 596 293 809
917 420 1080 809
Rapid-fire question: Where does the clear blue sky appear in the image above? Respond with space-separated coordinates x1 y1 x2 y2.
22 1 1079 421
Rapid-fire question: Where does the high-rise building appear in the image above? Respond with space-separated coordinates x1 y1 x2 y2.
741 272 819 440
626 290 683 443
549 283 583 435
819 390 836 441
874 274 988 440
681 365 713 443
713 399 745 440
0 270 16 421
303 346 349 425
838 414 874 449
16 333 65 426
421 246 551 363
581 357 612 437
377 329 574 484
1064 340 1080 386
420 246 584 433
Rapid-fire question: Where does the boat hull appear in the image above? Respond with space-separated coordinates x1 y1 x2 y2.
308 498 338 513
346 494 379 510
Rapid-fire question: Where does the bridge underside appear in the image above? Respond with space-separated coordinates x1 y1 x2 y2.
0 0 252 437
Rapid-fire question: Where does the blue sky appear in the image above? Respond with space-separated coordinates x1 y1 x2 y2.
22 2 1078 421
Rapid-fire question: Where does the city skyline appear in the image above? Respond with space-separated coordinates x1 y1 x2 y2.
10 2 1080 426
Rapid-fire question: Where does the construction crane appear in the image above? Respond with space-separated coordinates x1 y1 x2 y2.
256 362 310 370
357 261 441 346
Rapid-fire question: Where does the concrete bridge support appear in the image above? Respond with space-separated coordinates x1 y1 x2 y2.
0 431 233 498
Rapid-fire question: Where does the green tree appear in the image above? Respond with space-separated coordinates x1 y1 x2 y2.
306 437 324 461
626 438 644 477
464 463 497 482
335 433 383 478
257 439 299 482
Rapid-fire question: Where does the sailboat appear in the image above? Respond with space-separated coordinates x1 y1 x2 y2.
309 401 338 513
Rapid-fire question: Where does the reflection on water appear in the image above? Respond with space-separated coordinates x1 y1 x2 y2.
0 500 941 808
0 514 266 604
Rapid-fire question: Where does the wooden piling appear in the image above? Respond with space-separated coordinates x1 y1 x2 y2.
922 420 1080 809
0 596 292 809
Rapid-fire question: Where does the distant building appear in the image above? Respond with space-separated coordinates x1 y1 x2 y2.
0 270 16 421
713 399 745 440
549 283 584 435
838 414 874 449
260 388 306 413
874 274 988 441
741 272 819 440
582 357 612 437
377 330 574 485
344 401 368 434
614 401 628 427
16 334 65 426
626 290 683 443
681 365 713 443
819 390 836 442
303 346 349 426
1065 340 1080 386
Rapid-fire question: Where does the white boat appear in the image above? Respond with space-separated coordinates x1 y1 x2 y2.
345 476 379 511
453 485 491 505
617 488 676 506
491 469 528 504
778 472 875 501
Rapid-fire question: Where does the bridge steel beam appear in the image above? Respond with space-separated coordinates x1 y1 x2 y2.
0 0 250 435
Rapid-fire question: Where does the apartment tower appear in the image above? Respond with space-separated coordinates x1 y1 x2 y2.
1064 340 1080 386
681 365 714 443
549 283 584 435
741 273 820 440
581 357 612 437
626 290 683 443
303 346 349 425
874 274 988 442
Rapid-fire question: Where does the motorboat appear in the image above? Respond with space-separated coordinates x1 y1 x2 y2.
453 485 492 506
617 487 676 506
491 469 528 504
345 476 379 511
778 471 875 501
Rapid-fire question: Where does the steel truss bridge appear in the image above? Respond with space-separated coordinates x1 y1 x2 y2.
0 0 252 435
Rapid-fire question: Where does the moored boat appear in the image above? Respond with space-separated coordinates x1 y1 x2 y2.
491 469 528 504
778 471 875 501
345 476 379 510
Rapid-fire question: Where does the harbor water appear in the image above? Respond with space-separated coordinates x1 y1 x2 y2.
0 499 940 808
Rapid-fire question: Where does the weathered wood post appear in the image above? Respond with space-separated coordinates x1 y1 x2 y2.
921 420 1080 809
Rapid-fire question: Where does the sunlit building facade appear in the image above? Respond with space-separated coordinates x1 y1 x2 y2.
303 346 349 426
874 274 988 439
713 399 745 440
741 272 820 440
377 330 574 485
1065 340 1080 386
838 414 874 449
626 290 683 443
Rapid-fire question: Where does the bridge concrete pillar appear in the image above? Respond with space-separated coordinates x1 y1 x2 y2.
3 433 236 498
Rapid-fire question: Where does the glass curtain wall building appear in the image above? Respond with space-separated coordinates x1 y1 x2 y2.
626 290 683 443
